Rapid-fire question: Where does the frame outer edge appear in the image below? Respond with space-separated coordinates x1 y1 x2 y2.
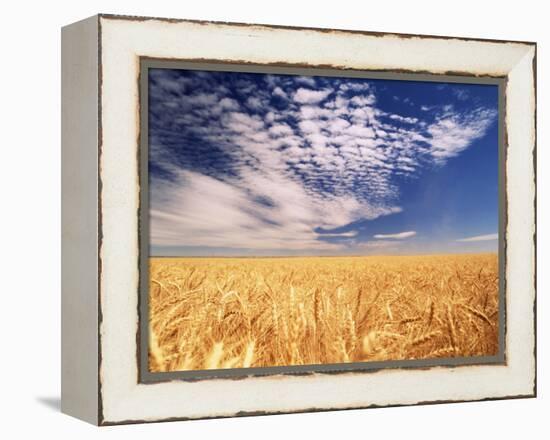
95 15 537 424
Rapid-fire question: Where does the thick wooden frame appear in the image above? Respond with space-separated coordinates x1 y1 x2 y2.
61 14 536 425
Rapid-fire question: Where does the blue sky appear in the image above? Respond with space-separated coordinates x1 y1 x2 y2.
148 68 499 256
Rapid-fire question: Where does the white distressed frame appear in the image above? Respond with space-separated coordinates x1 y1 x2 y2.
64 14 536 425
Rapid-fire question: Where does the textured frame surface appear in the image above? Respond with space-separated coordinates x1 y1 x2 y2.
63 14 536 425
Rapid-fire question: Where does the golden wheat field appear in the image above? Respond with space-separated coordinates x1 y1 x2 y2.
148 253 499 372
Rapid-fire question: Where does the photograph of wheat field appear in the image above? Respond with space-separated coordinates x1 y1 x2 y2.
147 66 500 373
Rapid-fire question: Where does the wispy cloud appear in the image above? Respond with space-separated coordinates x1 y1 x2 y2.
318 231 359 238
389 114 418 124
374 231 417 239
427 107 497 163
151 169 399 250
452 87 470 101
456 233 498 242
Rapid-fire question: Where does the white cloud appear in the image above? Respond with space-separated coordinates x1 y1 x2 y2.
340 82 370 93
389 114 418 124
269 123 294 137
350 95 376 106
293 88 331 104
374 231 417 239
218 97 240 111
300 105 333 120
246 96 264 110
272 86 288 100
295 76 317 87
427 107 497 163
224 111 264 132
456 233 498 242
298 120 321 134
317 231 358 238
187 93 219 107
345 124 376 139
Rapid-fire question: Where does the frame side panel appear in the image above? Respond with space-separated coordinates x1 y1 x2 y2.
61 15 100 425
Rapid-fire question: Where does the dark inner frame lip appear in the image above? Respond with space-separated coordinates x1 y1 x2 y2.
137 58 507 384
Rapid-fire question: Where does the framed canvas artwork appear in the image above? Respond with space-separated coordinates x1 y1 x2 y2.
61 14 536 425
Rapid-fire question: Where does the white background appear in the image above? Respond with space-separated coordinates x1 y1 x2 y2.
0 0 546 438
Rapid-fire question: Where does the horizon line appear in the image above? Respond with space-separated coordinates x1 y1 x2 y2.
150 251 498 259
